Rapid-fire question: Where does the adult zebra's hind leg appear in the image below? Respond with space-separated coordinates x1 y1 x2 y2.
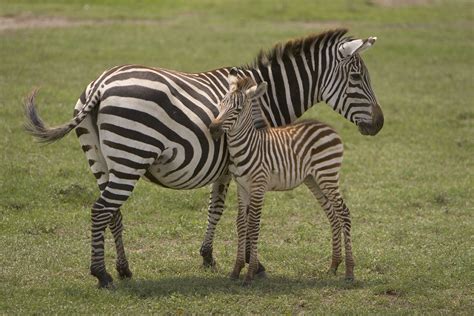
109 210 132 279
89 137 157 288
200 173 231 269
90 171 146 289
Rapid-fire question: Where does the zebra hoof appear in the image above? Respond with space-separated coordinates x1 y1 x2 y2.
202 258 218 272
200 246 217 271
229 272 240 281
255 270 267 279
95 271 114 289
242 278 253 287
117 264 133 279
327 267 338 276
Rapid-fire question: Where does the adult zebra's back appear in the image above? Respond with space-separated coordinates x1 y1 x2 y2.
25 29 383 288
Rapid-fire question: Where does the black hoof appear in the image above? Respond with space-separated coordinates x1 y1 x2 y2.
229 273 240 281
117 264 133 279
242 279 253 287
200 246 217 270
256 262 266 275
328 267 338 275
255 270 267 279
202 258 218 271
93 271 114 289
345 276 355 283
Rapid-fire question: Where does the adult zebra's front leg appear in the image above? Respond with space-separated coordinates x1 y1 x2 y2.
200 173 231 269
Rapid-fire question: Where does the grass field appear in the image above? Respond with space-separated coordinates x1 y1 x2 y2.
0 0 473 314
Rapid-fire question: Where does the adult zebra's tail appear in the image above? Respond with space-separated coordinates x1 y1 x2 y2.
24 89 98 143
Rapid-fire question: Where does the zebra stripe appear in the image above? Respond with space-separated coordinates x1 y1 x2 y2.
24 29 379 287
210 73 354 284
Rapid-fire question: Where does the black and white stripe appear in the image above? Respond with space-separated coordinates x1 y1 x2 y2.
24 29 380 287
210 72 354 284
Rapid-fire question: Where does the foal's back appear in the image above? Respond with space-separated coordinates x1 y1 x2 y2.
261 119 343 191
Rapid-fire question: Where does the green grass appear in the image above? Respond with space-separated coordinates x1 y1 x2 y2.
1 0 473 314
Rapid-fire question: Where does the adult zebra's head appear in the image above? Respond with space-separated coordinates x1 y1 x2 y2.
209 69 267 139
322 35 384 136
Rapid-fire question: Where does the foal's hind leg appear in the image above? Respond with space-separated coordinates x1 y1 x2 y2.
304 177 343 275
314 178 355 281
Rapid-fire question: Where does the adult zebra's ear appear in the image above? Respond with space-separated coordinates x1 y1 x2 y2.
229 67 239 76
245 81 268 100
339 37 377 57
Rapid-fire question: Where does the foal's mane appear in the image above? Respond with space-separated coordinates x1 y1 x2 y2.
233 77 270 131
244 28 349 69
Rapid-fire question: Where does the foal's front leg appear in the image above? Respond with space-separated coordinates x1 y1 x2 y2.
230 185 250 280
243 186 265 286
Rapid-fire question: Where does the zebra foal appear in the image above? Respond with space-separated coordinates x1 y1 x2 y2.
210 69 353 285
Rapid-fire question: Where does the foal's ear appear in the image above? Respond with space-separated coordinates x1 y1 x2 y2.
339 36 377 57
245 81 268 99
228 67 240 87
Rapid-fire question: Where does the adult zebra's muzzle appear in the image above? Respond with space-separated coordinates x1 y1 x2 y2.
358 103 384 136
209 121 224 140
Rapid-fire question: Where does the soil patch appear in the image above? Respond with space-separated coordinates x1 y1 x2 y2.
0 14 170 32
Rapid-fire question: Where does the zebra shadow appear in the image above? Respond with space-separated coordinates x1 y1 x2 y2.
116 274 383 298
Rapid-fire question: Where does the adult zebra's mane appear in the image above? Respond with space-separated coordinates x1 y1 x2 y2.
244 28 349 69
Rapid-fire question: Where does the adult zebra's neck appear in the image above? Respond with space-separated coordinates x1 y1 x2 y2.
242 29 348 127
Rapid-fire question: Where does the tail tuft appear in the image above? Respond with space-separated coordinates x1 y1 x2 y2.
24 89 75 143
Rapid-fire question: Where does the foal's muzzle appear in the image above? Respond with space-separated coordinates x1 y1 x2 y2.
209 121 224 140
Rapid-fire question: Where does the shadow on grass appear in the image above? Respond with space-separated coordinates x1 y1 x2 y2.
114 274 384 298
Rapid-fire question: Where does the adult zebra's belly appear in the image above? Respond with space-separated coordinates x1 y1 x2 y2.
143 139 230 190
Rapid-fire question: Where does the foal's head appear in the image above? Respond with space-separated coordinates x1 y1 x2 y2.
209 68 267 139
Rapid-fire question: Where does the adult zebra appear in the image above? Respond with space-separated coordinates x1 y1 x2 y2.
24 29 383 288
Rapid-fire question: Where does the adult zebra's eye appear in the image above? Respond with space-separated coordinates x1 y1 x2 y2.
350 72 361 80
